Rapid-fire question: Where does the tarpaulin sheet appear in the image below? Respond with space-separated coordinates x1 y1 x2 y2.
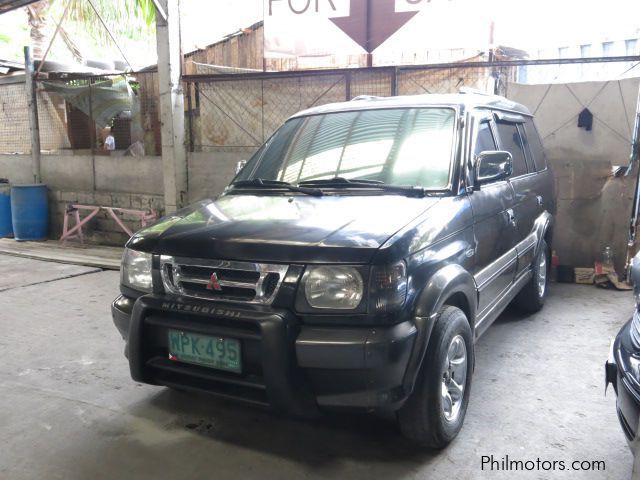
41 76 132 129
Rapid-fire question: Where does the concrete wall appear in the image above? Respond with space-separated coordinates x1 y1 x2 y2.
0 155 32 184
0 150 242 245
0 154 164 245
0 150 239 245
508 78 640 272
187 151 242 201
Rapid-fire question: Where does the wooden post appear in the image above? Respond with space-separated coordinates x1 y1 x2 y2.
345 71 352 100
24 46 41 184
186 81 194 153
156 0 188 213
390 67 398 96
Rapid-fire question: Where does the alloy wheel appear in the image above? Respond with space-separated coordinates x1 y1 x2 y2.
441 334 467 422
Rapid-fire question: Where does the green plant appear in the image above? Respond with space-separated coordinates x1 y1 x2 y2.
51 0 156 43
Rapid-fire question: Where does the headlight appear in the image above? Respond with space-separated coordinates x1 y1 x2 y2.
304 266 364 309
370 261 407 313
121 248 153 292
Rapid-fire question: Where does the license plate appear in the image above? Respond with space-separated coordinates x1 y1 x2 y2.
168 330 241 373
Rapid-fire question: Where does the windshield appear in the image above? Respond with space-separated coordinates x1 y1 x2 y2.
235 107 456 190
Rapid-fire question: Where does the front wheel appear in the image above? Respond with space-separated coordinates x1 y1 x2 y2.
398 305 473 448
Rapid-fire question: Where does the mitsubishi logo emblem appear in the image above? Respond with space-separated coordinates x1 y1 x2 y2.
206 272 223 291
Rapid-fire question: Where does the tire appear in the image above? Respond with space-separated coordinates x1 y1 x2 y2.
513 239 549 312
398 306 473 448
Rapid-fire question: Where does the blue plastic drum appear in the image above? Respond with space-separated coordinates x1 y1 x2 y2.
11 184 49 241
0 180 11 237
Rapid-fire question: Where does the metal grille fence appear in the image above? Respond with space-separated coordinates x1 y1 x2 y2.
184 58 639 157
0 82 32 154
184 63 512 155
0 71 162 156
1 57 638 157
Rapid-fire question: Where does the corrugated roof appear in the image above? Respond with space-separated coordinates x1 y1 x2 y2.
0 59 23 70
0 0 39 15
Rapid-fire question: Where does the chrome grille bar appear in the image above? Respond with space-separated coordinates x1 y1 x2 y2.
177 275 257 290
159 256 289 305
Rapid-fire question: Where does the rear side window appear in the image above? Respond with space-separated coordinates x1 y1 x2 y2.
495 121 528 177
523 120 547 171
516 124 535 172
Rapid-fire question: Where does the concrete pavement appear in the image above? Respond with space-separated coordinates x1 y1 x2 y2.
0 254 633 479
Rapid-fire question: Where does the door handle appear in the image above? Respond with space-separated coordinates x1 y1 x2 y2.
536 195 543 207
506 208 517 226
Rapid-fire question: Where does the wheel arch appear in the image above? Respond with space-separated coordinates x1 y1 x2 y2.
534 211 553 257
413 263 477 327
403 264 477 396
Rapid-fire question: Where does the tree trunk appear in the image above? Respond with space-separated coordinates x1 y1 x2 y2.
26 1 48 61
25 0 84 64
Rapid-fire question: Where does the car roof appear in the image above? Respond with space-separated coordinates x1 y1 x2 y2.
289 92 532 119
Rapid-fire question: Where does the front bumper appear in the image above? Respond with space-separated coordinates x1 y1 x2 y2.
112 294 427 413
605 317 640 446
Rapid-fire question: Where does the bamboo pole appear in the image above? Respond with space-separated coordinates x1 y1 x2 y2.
24 46 41 184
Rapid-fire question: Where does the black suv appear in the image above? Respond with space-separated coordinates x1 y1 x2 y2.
112 92 555 448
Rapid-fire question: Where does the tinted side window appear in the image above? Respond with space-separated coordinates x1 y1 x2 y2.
496 121 528 177
474 121 497 156
517 124 535 172
523 120 547 171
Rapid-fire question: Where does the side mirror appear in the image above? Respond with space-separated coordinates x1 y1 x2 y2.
475 151 513 187
235 159 247 174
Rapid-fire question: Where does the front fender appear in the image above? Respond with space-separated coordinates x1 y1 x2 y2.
414 263 477 323
402 264 477 396
533 210 553 257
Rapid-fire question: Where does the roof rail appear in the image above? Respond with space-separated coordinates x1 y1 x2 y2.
351 95 383 101
459 87 495 96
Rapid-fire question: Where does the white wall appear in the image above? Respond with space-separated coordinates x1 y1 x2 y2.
508 77 640 271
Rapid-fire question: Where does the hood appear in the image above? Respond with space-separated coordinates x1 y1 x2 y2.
127 194 440 264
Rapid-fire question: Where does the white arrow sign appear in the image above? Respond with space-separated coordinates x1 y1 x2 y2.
264 0 493 69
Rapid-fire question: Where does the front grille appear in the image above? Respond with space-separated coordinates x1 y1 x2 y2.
160 256 289 305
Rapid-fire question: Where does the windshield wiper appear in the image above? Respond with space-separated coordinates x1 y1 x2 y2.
299 177 428 198
230 178 323 197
